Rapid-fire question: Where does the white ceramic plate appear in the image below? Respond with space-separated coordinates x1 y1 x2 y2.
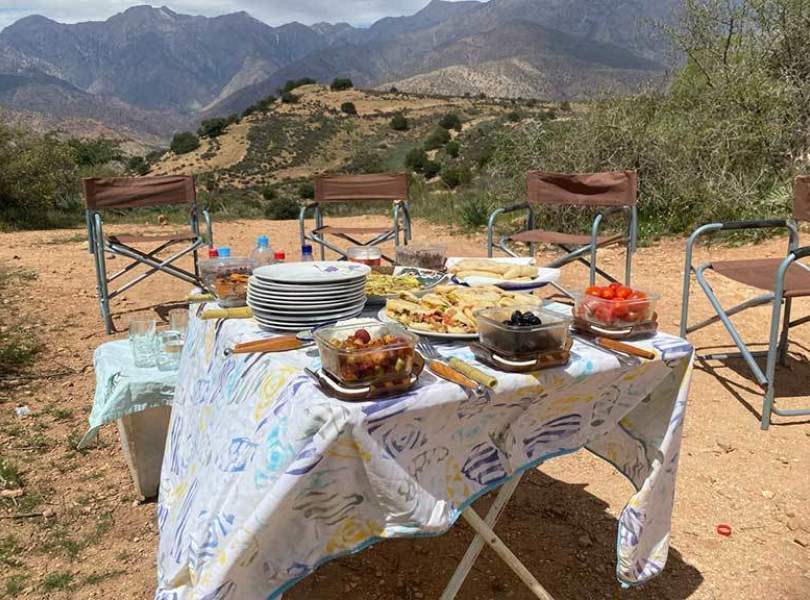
249 300 367 319
249 277 366 293
377 308 478 340
253 261 370 284
247 290 366 308
255 307 365 330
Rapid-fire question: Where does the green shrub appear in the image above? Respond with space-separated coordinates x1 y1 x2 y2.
445 140 460 158
264 196 300 220
170 132 200 155
424 127 451 150
439 113 463 131
559 101 572 112
459 193 492 229
145 148 167 164
261 186 277 201
441 166 471 189
422 160 441 179
340 102 357 115
298 181 315 199
389 86 399 93
127 156 149 175
405 147 428 172
506 111 522 122
280 92 299 104
331 77 353 91
390 113 409 131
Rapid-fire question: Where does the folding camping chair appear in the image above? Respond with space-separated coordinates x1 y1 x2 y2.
487 171 638 289
680 176 810 430
84 175 212 334
299 173 412 263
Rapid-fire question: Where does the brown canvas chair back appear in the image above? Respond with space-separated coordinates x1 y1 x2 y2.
795 176 810 221
314 173 408 203
527 171 637 208
83 176 196 210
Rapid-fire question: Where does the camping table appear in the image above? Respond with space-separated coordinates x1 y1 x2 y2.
156 305 694 599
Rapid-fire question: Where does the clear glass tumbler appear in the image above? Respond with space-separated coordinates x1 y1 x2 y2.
129 319 157 368
156 331 183 372
169 309 189 339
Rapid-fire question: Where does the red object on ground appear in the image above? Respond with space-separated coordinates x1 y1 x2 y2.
208 248 219 258
274 251 286 261
716 524 732 537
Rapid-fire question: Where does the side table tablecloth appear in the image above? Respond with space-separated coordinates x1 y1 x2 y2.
79 340 177 449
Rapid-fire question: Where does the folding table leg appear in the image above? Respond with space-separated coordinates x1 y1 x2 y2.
441 474 555 600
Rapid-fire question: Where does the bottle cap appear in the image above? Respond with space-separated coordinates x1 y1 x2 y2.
207 248 219 258
218 247 231 257
274 251 285 260
257 235 269 247
302 244 313 255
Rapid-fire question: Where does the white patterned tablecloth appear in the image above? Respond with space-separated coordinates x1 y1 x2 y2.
156 304 694 599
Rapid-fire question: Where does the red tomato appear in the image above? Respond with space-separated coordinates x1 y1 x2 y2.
609 282 621 290
593 304 614 324
615 286 633 300
585 286 602 297
600 287 615 300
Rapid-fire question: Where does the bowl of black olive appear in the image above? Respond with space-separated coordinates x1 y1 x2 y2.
475 306 572 357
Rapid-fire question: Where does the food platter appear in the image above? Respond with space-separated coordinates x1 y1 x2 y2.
446 257 560 290
377 308 478 340
365 267 446 305
379 284 543 339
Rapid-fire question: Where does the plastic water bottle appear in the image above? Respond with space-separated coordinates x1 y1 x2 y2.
218 247 231 258
251 235 275 266
274 250 286 263
301 245 314 262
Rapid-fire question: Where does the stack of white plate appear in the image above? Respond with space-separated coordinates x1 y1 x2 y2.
247 261 370 331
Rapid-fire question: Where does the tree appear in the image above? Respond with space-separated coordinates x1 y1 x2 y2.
422 160 441 179
390 113 409 131
68 138 123 166
424 127 451 150
506 111 522 123
170 132 200 155
445 140 460 158
405 147 428 173
261 185 277 201
439 113 462 131
331 77 353 91
280 78 316 94
145 148 167 164
127 156 150 175
197 117 229 139
341 101 357 115
281 91 299 104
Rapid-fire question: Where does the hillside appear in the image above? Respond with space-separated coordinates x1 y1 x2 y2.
150 84 550 201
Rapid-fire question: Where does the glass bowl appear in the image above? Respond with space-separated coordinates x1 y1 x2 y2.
572 288 658 330
200 257 255 307
475 306 571 357
315 322 418 386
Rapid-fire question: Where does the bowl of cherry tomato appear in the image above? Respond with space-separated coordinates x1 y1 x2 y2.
573 283 658 329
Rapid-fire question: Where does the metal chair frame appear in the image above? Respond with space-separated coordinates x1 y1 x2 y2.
299 201 412 263
487 194 638 290
85 179 212 334
299 174 412 263
680 219 810 429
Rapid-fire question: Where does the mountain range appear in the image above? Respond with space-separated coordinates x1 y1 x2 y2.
0 1 680 142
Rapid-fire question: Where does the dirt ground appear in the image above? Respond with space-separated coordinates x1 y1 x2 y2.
1 217 809 599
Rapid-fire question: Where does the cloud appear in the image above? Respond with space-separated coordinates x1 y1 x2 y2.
0 1 457 31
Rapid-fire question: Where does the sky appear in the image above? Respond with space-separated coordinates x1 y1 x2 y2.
0 1 467 31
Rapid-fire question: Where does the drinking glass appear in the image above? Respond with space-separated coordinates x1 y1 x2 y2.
156 331 183 372
129 319 157 368
169 309 189 339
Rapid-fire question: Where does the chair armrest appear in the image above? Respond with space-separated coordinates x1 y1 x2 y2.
790 245 810 260
488 202 530 228
686 219 798 251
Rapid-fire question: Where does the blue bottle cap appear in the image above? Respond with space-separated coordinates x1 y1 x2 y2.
218 247 231 257
257 235 269 247
302 244 313 255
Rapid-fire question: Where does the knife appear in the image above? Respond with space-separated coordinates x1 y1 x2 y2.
225 336 311 355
